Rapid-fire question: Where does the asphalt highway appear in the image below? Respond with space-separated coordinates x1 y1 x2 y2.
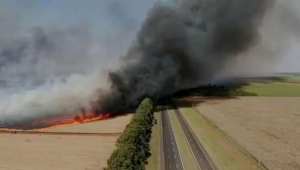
161 106 185 170
173 106 217 170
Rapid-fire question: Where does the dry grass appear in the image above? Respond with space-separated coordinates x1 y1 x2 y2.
0 114 133 170
181 107 264 170
0 134 117 170
196 97 300 170
38 114 133 133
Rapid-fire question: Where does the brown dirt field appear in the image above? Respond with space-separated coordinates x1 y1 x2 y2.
38 114 133 133
196 97 300 170
0 114 133 170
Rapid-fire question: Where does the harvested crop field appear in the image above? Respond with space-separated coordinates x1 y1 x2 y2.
0 134 117 170
38 114 133 133
196 97 300 170
0 114 133 170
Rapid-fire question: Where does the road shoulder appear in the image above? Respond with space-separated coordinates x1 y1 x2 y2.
180 106 266 170
168 108 199 170
146 111 161 170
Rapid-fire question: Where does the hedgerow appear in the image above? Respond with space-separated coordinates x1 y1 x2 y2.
173 84 257 97
105 98 154 170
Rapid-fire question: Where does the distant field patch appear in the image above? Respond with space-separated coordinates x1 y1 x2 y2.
242 82 300 96
283 76 300 82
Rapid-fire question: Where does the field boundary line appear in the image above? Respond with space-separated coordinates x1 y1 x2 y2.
192 106 268 170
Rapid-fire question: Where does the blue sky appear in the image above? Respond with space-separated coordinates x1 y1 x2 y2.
1 0 300 72
6 0 159 34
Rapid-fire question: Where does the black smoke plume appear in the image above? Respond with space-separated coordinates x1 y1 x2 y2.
99 0 272 112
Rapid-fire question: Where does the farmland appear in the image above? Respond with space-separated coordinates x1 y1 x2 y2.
2 76 300 170
242 82 300 96
38 114 133 133
180 106 265 170
0 115 132 170
195 97 300 170
171 76 300 170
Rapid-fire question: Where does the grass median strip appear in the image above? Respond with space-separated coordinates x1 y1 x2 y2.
180 107 266 170
146 111 160 170
168 108 198 170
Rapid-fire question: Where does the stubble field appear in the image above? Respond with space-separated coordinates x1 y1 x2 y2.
0 114 133 170
196 97 300 170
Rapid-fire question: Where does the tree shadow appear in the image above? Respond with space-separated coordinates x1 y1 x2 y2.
173 96 238 109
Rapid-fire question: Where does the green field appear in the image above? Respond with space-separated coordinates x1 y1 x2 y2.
146 111 161 170
283 76 300 82
242 82 300 96
168 108 199 170
179 107 266 170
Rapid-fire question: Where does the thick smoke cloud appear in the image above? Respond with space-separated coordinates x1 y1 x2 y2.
1 0 300 125
99 0 273 112
0 0 156 124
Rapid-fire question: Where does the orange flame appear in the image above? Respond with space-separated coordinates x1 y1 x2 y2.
0 110 111 131
37 112 111 130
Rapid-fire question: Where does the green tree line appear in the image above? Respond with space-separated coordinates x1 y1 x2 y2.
105 98 154 170
173 84 257 97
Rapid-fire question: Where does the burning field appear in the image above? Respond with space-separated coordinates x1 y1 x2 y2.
0 107 113 130
0 110 111 130
0 0 290 124
0 113 133 170
0 0 299 169
0 104 132 170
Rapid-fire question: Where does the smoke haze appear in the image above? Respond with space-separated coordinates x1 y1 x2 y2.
99 0 273 112
0 0 299 123
0 0 157 123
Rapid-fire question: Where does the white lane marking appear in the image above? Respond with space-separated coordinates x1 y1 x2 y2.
166 107 185 170
174 109 201 170
179 108 216 170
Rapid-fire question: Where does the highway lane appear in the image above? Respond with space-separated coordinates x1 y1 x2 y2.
173 105 217 170
161 106 185 170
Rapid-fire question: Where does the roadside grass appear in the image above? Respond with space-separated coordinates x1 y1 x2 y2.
168 108 199 170
179 107 266 170
242 82 300 96
146 111 160 170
